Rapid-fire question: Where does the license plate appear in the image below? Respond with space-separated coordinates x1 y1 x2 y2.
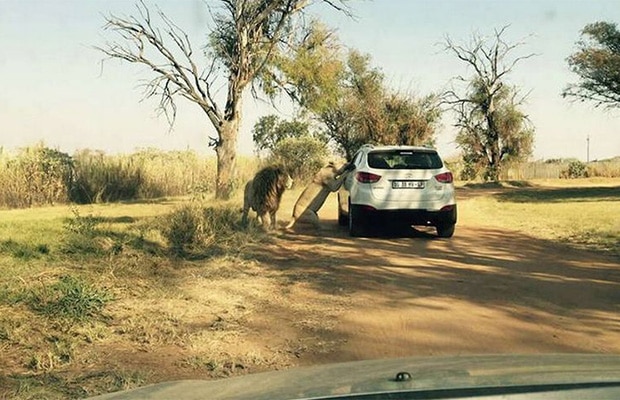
392 180 425 189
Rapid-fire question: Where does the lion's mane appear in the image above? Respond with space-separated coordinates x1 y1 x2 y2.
242 165 292 228
250 165 289 214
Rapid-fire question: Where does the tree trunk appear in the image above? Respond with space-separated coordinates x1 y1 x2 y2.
214 79 243 200
484 106 501 182
215 120 239 200
486 153 501 182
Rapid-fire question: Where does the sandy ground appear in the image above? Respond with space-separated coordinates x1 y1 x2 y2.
71 189 620 392
256 193 620 367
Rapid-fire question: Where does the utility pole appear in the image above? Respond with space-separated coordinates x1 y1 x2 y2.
586 134 590 163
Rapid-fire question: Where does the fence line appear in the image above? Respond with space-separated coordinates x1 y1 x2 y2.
501 160 620 180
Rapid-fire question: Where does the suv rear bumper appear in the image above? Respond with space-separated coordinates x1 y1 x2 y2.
352 204 457 227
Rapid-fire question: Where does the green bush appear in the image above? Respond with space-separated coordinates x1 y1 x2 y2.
560 160 589 179
160 205 204 256
60 207 105 255
268 136 329 182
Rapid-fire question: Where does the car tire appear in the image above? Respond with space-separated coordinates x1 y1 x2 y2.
436 223 455 238
348 204 365 237
337 194 348 226
338 210 348 226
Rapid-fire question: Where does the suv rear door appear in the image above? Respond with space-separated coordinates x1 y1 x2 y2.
365 149 447 203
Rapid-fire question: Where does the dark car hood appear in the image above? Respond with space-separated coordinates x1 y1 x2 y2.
88 354 620 399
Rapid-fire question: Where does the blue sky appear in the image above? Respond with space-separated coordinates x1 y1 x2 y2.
1 0 619 161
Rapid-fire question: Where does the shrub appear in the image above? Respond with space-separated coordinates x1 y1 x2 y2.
70 150 143 203
268 136 329 182
560 160 589 179
0 144 73 208
160 205 204 256
61 207 104 255
159 203 261 257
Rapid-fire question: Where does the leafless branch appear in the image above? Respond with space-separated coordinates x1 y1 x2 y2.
96 0 221 130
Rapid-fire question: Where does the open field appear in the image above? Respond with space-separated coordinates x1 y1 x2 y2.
0 178 618 399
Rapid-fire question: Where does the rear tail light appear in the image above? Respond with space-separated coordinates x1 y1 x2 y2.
356 171 382 183
435 172 453 183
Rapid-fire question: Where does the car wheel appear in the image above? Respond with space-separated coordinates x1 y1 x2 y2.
436 223 455 238
338 210 348 226
348 204 365 237
337 194 348 226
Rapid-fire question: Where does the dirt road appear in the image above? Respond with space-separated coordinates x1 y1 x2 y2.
74 190 620 388
251 195 620 367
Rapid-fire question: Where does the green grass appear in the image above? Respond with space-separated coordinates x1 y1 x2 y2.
26 275 113 321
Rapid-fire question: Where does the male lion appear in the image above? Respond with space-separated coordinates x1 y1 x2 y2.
242 165 293 230
285 161 353 230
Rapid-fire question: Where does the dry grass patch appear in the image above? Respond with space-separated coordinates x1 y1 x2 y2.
457 179 620 257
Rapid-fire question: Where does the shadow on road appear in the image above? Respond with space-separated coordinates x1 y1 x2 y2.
454 184 620 203
250 218 620 358
494 185 620 203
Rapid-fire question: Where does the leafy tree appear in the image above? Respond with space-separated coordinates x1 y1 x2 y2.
379 93 441 147
454 83 534 180
98 0 348 199
252 115 329 180
563 21 620 108
444 27 535 181
269 136 329 181
321 50 386 159
275 41 442 160
252 115 315 153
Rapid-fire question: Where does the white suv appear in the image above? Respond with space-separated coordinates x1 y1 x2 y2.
338 145 457 237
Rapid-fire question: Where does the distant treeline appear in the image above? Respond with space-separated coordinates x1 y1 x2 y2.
0 144 258 209
0 144 618 209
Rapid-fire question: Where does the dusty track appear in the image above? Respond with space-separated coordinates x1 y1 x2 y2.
256 194 620 366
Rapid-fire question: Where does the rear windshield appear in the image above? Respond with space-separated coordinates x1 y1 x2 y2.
367 150 443 170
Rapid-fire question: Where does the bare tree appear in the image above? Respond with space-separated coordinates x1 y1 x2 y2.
443 27 536 181
98 0 348 199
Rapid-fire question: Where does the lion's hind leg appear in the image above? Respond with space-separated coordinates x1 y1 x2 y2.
241 206 250 227
241 181 252 226
259 212 271 231
269 210 278 230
